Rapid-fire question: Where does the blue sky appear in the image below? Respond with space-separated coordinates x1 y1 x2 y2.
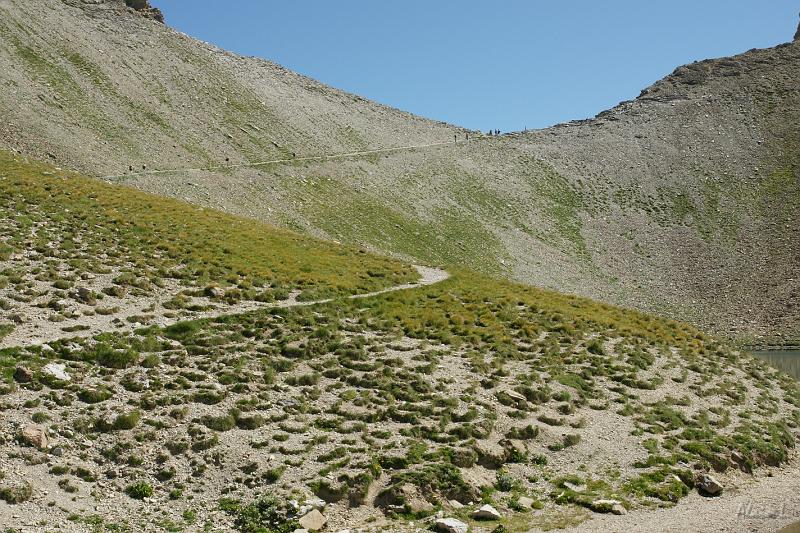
152 1 798 132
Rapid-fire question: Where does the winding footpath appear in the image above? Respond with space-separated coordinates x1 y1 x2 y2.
98 137 482 181
0 265 449 349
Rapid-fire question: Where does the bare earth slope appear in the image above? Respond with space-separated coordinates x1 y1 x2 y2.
0 0 798 344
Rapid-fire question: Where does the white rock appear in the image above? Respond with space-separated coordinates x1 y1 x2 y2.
448 499 464 509
473 503 501 520
435 517 469 533
697 474 723 496
591 499 627 515
42 363 71 382
305 496 326 510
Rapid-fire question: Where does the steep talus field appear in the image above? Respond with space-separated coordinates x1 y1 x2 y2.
0 0 462 173
1 153 799 532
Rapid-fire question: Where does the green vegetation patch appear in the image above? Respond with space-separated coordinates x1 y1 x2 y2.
0 151 417 300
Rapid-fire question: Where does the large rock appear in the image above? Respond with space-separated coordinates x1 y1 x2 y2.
473 504 502 520
516 496 535 509
435 517 469 533
13 366 33 383
696 473 723 496
298 509 326 531
21 425 49 450
42 362 71 382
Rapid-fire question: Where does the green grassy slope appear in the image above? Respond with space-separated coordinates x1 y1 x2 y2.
0 153 798 531
0 150 417 318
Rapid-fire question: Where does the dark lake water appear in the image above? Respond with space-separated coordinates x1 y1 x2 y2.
750 350 800 380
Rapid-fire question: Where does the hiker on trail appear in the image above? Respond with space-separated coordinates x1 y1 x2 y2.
465 132 469 140
454 134 457 143
495 129 500 135
488 130 493 136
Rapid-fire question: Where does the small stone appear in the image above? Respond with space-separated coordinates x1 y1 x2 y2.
21 425 49 450
448 499 464 509
42 363 71 382
696 473 723 496
563 480 586 492
75 287 96 304
13 366 33 383
304 496 326 510
517 496 535 509
298 509 326 531
435 517 469 533
473 504 502 520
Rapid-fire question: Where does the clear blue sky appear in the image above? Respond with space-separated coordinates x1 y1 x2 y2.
152 1 798 132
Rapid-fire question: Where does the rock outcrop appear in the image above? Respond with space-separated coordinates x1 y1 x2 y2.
795 14 800 41
123 0 163 23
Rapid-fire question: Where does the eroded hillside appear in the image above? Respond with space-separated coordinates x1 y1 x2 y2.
0 0 797 344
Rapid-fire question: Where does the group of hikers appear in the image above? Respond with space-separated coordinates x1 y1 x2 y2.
453 129 503 143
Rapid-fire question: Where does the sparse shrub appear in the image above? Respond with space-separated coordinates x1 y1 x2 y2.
78 386 114 404
95 344 138 369
0 482 32 503
96 410 141 432
200 414 236 432
227 494 300 533
125 481 153 500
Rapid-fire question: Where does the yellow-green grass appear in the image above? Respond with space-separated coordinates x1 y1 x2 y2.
0 150 417 300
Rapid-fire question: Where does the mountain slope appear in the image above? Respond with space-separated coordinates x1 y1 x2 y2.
0 0 798 344
1 152 799 533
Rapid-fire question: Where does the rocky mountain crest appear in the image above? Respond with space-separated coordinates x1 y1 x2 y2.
795 14 800 41
62 0 163 23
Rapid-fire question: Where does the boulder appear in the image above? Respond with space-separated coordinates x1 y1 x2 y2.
473 504 502 520
730 450 751 473
74 287 96 304
21 425 49 450
13 366 33 383
435 517 469 533
42 362 71 382
204 286 225 299
496 389 528 409
590 499 627 515
516 496 535 509
448 499 464 509
696 473 723 496
298 509 326 531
